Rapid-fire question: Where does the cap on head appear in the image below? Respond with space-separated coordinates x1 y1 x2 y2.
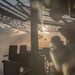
51 36 61 43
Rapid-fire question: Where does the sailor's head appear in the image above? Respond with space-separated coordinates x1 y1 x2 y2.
51 36 62 45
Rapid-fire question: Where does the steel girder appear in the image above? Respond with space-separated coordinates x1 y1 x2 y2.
0 0 74 33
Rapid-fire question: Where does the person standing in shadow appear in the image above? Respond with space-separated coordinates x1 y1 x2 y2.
49 36 69 75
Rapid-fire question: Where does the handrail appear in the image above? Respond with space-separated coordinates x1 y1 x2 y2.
19 69 32 75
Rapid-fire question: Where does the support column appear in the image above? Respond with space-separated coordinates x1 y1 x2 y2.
30 0 42 75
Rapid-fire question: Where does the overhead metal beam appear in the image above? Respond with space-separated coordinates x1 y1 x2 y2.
17 3 30 17
16 0 30 11
0 3 27 19
0 8 25 21
2 0 28 18
43 20 65 26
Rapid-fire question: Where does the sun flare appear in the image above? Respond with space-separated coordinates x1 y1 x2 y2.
40 25 49 34
42 26 46 32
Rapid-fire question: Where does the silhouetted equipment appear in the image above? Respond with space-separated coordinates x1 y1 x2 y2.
20 45 27 54
9 45 30 69
2 45 34 75
2 60 20 75
9 45 17 61
19 45 30 69
3 44 52 75
20 45 30 60
2 60 32 75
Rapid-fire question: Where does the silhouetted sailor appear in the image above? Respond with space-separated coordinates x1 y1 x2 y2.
50 36 69 75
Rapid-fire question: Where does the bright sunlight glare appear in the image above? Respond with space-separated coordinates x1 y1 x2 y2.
42 26 46 32
41 26 49 34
